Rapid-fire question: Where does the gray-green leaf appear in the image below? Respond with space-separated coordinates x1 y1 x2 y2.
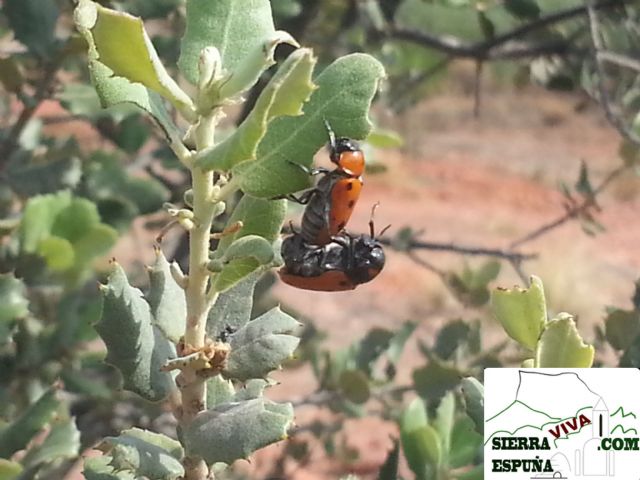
147 249 186 343
224 307 301 381
97 263 175 401
99 428 184 480
178 0 277 84
183 398 293 464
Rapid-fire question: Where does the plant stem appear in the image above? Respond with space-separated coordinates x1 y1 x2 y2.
182 112 219 480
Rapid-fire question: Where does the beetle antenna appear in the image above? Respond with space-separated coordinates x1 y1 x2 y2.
323 117 336 154
369 202 381 237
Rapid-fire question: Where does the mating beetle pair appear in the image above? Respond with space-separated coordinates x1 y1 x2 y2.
277 121 386 291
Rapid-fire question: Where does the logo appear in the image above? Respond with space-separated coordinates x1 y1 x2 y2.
484 369 640 479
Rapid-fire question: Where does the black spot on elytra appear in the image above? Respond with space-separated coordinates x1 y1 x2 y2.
339 280 349 286
348 200 355 208
346 182 354 190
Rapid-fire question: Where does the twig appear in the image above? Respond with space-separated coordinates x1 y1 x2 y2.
586 0 640 147
379 236 536 262
386 0 624 61
508 163 628 249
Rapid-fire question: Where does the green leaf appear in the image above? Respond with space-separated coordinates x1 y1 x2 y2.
491 275 547 350
0 273 29 326
20 191 74 254
19 191 118 279
605 309 640 351
100 428 184 480
83 455 135 480
339 370 370 404
433 392 455 464
449 416 482 469
400 422 441 480
535 313 594 367
207 272 259 339
217 195 287 253
460 377 484 435
146 249 186 343
178 0 277 84
183 398 293 464
37 236 75 271
3 0 59 57
224 307 301 381
234 53 385 197
22 417 80 469
206 376 235 409
401 398 428 431
74 0 194 118
196 48 317 171
97 262 176 401
0 385 62 458
413 361 461 403
73 23 181 145
0 459 22 479
211 236 275 293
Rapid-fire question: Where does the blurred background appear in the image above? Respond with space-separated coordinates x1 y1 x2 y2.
1 0 639 479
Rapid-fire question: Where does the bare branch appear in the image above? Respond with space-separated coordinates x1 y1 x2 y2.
508 163 628 249
380 236 536 263
386 0 624 61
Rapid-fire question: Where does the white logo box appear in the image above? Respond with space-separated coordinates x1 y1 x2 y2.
484 368 640 480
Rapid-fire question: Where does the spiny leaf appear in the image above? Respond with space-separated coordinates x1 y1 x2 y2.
224 307 301 381
206 272 259 339
147 249 186 343
183 398 293 464
97 262 175 401
197 48 317 171
0 385 62 458
73 6 182 144
83 455 135 480
74 0 194 117
535 313 594 368
491 275 547 350
234 53 385 197
100 428 184 480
